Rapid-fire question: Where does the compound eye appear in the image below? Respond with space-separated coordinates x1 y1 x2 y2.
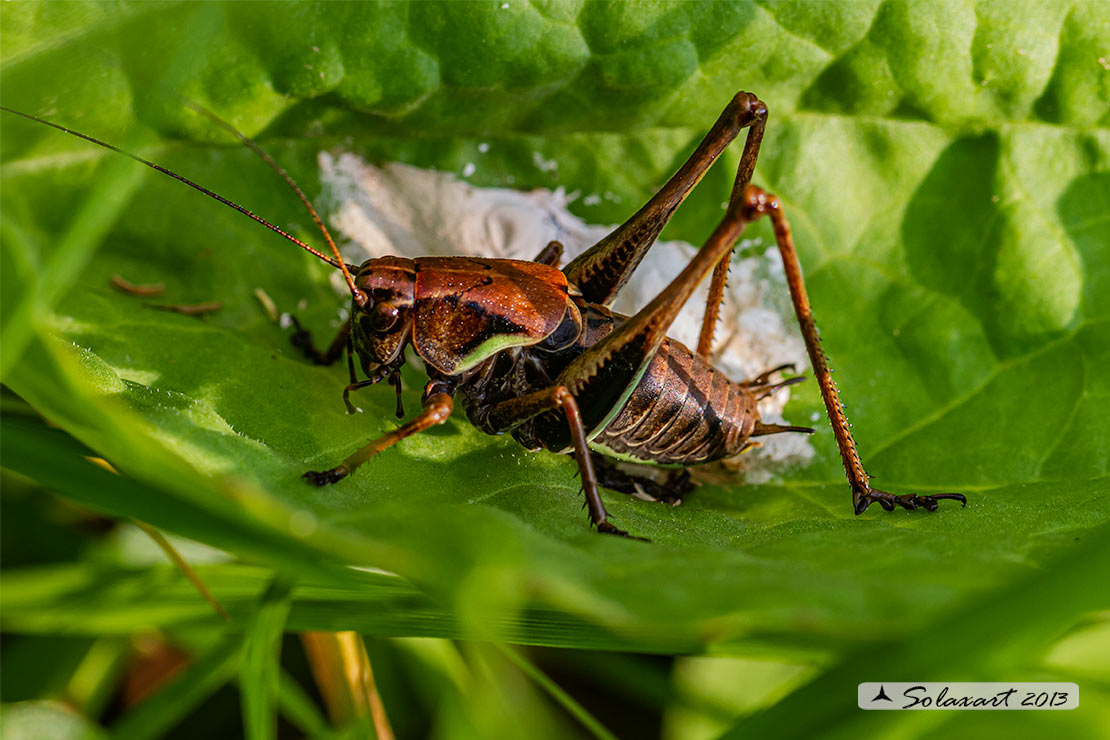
368 301 399 332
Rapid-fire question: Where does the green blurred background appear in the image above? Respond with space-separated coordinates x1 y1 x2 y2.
1 2 1107 738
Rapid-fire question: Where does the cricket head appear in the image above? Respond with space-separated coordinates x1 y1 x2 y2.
351 256 416 375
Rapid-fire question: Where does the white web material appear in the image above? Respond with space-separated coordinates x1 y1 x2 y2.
318 153 815 480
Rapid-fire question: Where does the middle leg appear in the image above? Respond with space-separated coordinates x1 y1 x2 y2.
290 316 351 366
475 385 640 538
533 240 564 266
590 453 693 505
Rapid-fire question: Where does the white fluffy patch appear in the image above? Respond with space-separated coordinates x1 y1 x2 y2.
317 153 815 479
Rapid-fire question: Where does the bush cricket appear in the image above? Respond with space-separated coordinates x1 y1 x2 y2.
1 92 966 539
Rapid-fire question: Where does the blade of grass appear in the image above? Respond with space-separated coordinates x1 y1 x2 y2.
241 579 294 740
0 414 361 589
0 153 146 379
0 563 425 635
1 559 786 653
132 519 231 623
497 644 620 740
718 523 1110 739
63 637 132 720
0 215 41 371
112 633 242 740
300 631 395 740
1 3 228 380
3 343 405 590
274 669 337 739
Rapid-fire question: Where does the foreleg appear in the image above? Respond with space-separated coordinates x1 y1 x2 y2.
291 317 371 413
304 382 454 485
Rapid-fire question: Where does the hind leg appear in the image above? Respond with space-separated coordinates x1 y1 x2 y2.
563 92 767 307
740 186 966 514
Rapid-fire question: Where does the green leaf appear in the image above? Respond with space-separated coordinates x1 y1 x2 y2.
1 0 1107 687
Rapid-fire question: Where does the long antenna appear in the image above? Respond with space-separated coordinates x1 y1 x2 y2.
0 106 357 286
181 100 364 305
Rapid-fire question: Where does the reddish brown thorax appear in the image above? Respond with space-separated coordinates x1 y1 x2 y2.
353 256 579 376
411 257 577 374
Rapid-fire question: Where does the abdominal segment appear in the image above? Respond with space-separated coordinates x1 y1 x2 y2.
591 339 760 466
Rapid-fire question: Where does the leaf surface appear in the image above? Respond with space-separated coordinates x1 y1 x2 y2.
2 1 1107 666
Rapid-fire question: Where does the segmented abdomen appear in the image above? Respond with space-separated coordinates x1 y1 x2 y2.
591 339 760 465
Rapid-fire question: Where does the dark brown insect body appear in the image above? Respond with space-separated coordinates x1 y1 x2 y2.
348 255 767 465
464 294 770 468
2 91 965 539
